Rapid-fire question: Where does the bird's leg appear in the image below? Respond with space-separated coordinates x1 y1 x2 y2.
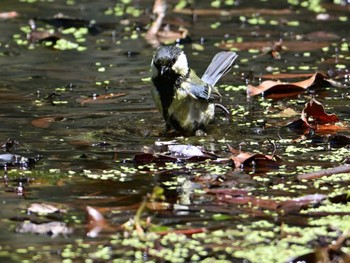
215 103 232 122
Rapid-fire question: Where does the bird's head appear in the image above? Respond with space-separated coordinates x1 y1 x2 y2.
151 46 189 78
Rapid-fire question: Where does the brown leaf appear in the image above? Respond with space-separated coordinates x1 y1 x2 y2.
77 93 126 106
260 73 316 80
31 116 65 128
0 11 19 19
287 99 346 134
86 206 106 238
145 0 189 47
278 194 327 212
27 30 61 43
228 144 281 169
247 72 333 97
301 98 339 126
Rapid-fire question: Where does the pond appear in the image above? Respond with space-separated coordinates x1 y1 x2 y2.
0 0 350 262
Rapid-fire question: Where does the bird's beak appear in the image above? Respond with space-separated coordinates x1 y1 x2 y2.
160 65 168 76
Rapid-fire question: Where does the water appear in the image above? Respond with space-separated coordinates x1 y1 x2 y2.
0 0 350 262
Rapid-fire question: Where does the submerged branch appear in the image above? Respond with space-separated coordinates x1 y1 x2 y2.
297 164 350 180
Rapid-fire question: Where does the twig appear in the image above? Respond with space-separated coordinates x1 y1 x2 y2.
297 164 350 180
145 0 166 47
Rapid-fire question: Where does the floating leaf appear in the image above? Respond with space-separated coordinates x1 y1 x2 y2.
86 206 106 238
301 98 339 126
247 72 339 98
16 221 73 238
76 93 126 106
145 0 190 47
31 116 65 128
0 11 19 19
27 203 66 215
133 144 217 164
27 30 62 43
287 98 346 134
227 144 281 169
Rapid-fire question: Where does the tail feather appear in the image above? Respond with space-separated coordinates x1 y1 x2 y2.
201 51 238 86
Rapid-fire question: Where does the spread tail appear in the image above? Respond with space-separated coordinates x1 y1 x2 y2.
201 51 238 86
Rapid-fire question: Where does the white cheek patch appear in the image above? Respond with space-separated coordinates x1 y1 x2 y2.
172 52 188 76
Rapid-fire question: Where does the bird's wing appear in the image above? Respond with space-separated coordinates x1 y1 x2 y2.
201 51 238 87
182 70 221 102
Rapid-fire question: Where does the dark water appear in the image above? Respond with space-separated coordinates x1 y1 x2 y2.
0 0 350 262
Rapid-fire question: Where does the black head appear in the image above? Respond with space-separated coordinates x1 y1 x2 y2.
152 46 188 77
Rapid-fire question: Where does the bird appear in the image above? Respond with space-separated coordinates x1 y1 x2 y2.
150 45 238 135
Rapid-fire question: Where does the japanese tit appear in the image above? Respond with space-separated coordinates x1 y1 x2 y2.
151 45 238 135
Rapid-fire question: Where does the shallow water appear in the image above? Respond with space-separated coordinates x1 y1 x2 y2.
0 0 350 262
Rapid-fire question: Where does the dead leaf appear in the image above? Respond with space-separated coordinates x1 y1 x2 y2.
145 0 190 47
133 144 218 164
301 98 339 126
16 221 73 237
27 30 62 43
271 107 299 118
76 93 126 106
287 98 346 134
86 206 106 238
27 203 66 214
0 11 19 19
228 144 281 169
260 39 286 59
31 116 65 128
247 72 336 97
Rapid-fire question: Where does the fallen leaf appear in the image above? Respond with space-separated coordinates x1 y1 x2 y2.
133 144 218 163
271 107 299 118
76 93 126 106
16 221 73 238
301 98 339 126
86 206 106 238
247 72 336 97
28 203 66 214
145 0 190 47
287 98 346 134
27 30 62 43
31 116 65 128
0 11 19 19
227 144 281 169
